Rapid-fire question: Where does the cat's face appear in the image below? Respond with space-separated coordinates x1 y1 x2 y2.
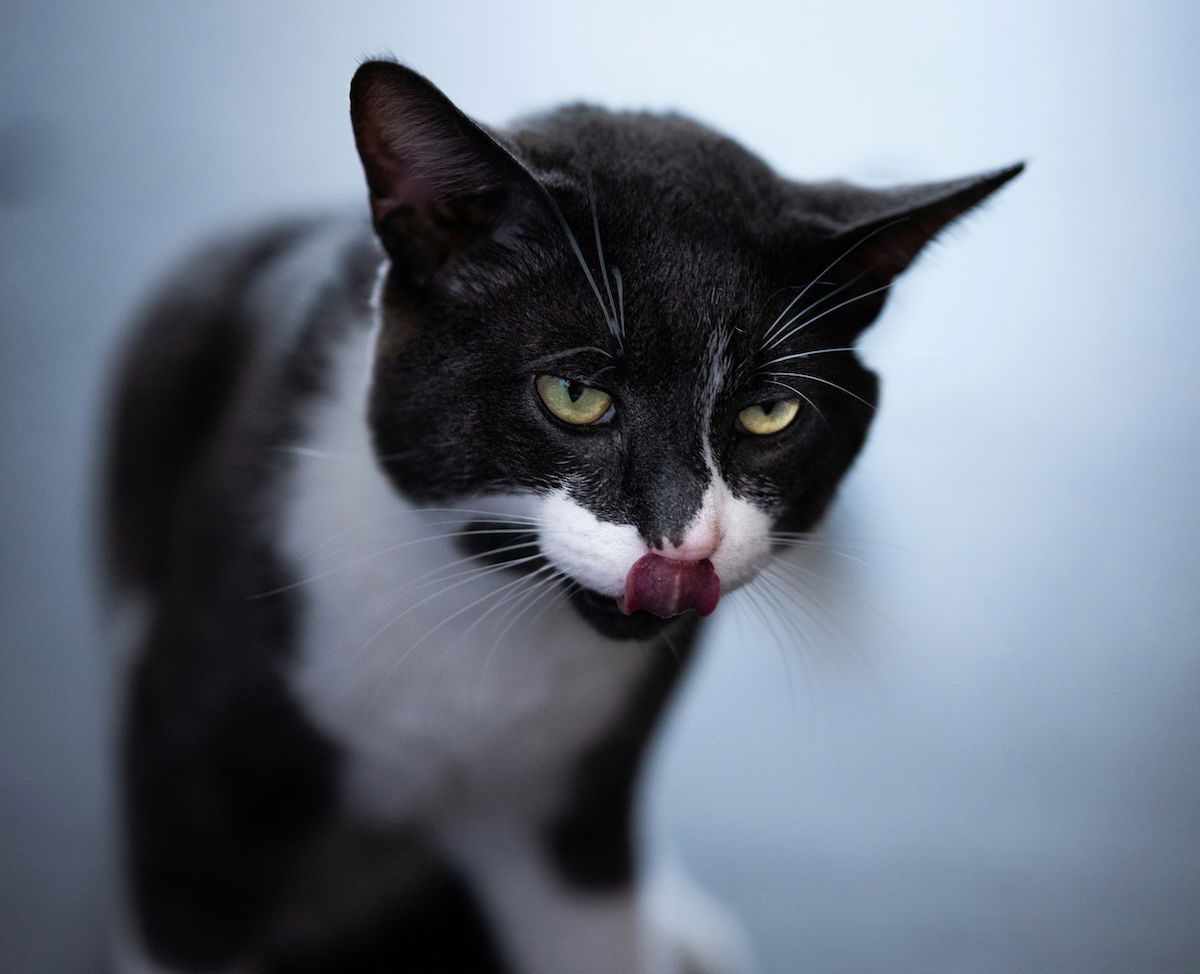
352 61 1020 639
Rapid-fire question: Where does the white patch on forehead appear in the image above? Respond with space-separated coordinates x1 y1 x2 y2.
699 325 729 447
686 331 776 599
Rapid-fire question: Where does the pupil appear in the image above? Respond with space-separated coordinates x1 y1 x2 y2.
566 380 584 402
762 401 778 415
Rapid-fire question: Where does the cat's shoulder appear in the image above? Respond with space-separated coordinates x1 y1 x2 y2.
103 211 381 594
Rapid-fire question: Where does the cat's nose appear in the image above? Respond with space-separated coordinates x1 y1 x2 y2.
663 513 722 561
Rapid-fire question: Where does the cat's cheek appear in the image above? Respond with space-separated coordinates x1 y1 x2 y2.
706 488 775 595
537 489 645 598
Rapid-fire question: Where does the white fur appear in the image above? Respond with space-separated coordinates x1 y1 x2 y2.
281 306 774 829
278 312 761 973
539 470 772 601
641 856 757 974
438 816 750 974
681 474 774 593
438 815 644 974
282 321 655 826
539 489 645 597
112 235 769 969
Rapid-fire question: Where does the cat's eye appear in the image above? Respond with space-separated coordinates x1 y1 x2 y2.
737 397 801 435
535 375 614 426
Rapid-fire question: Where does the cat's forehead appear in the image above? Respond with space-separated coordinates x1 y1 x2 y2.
544 226 778 384
513 105 782 203
507 241 755 384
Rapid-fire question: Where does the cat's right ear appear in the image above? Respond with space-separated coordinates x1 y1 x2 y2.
350 61 546 289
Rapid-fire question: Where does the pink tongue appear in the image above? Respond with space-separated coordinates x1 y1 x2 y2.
617 554 720 618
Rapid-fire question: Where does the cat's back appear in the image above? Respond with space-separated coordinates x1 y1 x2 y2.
102 212 380 598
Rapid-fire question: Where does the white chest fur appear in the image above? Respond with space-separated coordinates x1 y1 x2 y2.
280 322 655 829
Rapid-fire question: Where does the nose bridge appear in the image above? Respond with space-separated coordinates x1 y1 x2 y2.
624 425 710 548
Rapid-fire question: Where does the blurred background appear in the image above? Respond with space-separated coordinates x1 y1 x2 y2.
2 1 1197 971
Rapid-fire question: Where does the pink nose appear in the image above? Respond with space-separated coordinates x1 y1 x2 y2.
616 553 720 618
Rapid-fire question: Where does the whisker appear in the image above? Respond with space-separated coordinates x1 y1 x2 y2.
759 217 908 351
762 557 890 671
358 552 547 665
768 531 899 550
767 535 874 568
381 537 546 598
760 273 860 351
410 561 560 667
364 565 557 711
295 505 545 561
252 533 543 600
310 521 538 562
762 346 860 363
760 290 812 351
269 445 352 461
525 346 614 370
478 564 562 646
612 265 626 342
738 579 804 703
754 569 850 681
759 562 847 649
474 568 568 708
587 363 620 381
764 379 832 434
374 563 561 700
764 279 897 352
468 577 577 738
513 577 577 645
536 182 622 349
764 372 877 411
587 172 621 346
660 630 682 666
756 568 820 644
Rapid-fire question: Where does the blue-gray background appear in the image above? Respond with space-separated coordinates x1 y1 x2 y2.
2 2 1197 971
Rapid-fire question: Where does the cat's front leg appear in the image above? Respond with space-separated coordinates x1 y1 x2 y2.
118 632 340 974
436 815 747 974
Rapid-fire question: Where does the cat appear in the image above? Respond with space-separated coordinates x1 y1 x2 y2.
103 59 1020 974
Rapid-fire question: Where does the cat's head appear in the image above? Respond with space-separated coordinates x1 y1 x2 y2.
350 61 1020 640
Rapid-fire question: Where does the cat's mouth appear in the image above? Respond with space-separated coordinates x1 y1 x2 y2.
569 587 685 641
456 519 711 641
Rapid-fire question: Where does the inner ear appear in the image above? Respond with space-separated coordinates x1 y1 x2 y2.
802 163 1024 284
764 164 1023 346
350 60 549 288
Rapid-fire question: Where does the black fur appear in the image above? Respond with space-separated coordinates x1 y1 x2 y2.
546 616 703 888
105 59 1020 971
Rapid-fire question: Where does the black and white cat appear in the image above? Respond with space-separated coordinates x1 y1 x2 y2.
103 60 1020 973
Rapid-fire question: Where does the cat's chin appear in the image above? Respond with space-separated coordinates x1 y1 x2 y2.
569 586 685 641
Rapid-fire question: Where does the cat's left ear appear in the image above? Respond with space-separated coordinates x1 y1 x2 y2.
350 60 549 289
807 163 1025 283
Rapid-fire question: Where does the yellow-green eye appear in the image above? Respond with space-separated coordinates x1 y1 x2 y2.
535 375 614 426
737 397 801 435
